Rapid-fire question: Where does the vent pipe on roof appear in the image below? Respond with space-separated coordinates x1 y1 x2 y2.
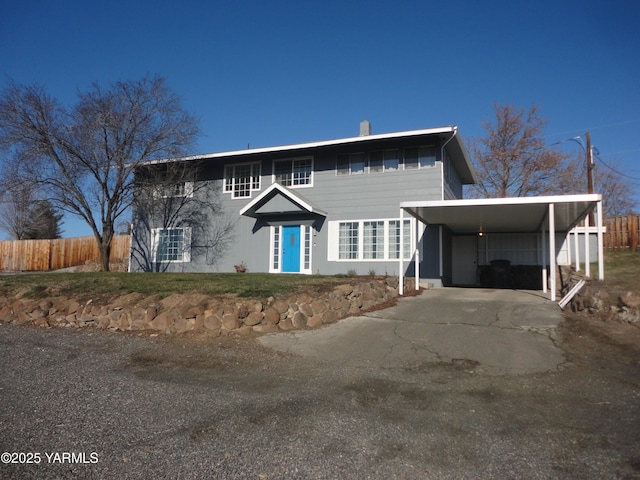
359 120 372 136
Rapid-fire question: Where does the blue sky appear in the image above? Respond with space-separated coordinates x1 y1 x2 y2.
2 0 639 238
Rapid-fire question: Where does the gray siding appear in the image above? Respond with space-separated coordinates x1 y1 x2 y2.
131 135 471 280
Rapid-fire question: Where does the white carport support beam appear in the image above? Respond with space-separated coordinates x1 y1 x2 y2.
541 221 547 294
399 207 404 295
597 200 604 280
574 227 580 271
549 203 556 302
414 217 420 291
585 214 590 278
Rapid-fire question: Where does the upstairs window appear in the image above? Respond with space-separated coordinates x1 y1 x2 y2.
154 181 194 199
369 150 399 172
224 162 261 198
274 157 313 186
383 150 399 171
337 153 366 175
404 146 436 169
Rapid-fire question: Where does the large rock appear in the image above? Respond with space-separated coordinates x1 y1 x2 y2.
307 315 324 328
279 318 294 330
221 313 240 331
253 324 278 334
322 310 338 324
620 292 640 310
243 311 264 327
174 317 196 333
292 311 307 329
311 300 328 315
204 313 221 332
263 307 280 325
299 303 314 317
148 311 176 332
334 284 354 296
273 300 289 315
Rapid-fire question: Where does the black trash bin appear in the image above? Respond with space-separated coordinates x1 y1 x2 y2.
490 259 511 288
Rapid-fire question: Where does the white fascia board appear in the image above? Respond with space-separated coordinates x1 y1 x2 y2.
146 126 458 166
239 183 326 216
401 194 602 209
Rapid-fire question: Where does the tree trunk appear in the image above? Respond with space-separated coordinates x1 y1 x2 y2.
99 240 111 272
97 222 116 272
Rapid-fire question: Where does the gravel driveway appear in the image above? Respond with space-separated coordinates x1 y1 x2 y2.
1 306 640 479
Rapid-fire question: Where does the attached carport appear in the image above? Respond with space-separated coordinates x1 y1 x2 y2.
398 194 604 301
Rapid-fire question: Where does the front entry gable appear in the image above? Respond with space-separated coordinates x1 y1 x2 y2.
240 183 326 219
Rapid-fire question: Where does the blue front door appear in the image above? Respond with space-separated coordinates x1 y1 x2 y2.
282 225 300 273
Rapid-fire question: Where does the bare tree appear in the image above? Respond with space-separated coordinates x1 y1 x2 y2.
595 161 637 216
467 103 572 198
130 161 236 272
0 179 34 240
0 75 200 270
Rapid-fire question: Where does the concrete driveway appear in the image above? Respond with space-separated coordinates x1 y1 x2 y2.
260 288 565 375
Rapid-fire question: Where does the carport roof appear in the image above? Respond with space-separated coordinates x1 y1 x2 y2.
401 194 602 234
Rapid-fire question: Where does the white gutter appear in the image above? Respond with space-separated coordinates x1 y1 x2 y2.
439 127 457 200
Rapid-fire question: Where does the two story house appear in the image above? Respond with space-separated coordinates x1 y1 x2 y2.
130 122 476 285
130 121 605 299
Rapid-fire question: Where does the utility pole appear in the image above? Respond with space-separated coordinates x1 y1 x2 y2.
585 131 595 227
586 131 594 194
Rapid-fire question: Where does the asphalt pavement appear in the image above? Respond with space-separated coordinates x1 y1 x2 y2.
260 288 565 375
1 288 639 479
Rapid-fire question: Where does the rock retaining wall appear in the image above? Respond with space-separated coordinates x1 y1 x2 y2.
570 285 640 324
0 277 416 335
560 265 640 324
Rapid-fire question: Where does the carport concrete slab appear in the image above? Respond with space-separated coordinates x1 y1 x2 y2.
259 288 565 375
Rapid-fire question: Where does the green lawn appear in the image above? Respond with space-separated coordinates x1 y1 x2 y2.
0 272 351 301
601 250 640 293
1 250 636 303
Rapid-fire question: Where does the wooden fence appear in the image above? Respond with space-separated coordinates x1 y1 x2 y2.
604 214 639 251
0 235 130 271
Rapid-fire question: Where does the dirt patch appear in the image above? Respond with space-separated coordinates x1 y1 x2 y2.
560 311 640 368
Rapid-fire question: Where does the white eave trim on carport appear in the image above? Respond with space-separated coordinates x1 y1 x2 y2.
397 194 604 302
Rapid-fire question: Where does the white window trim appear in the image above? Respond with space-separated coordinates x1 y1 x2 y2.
336 147 437 175
272 156 314 188
151 227 192 263
270 225 313 274
327 218 415 262
224 162 261 199
153 181 194 199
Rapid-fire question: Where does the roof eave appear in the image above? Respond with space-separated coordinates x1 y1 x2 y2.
143 126 459 166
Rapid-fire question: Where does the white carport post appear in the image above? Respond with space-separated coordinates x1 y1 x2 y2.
574 227 580 271
399 207 404 296
414 221 420 291
584 214 591 278
596 200 604 280
549 203 556 302
541 221 547 294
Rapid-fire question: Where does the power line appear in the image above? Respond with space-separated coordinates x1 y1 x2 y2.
593 153 640 181
549 134 640 181
546 118 640 139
